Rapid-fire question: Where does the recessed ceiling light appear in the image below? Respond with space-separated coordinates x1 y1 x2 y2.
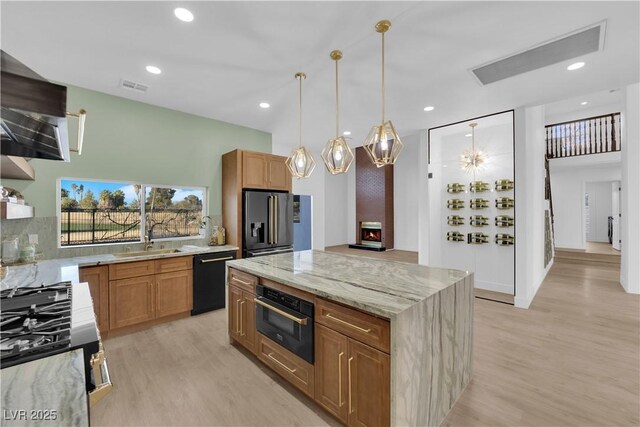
259 102 270 109
581 101 588 105
465 133 472 137
174 8 194 22
343 131 351 136
145 65 162 75
423 106 435 112
567 61 585 71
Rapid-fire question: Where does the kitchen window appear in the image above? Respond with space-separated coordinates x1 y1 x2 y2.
58 179 206 247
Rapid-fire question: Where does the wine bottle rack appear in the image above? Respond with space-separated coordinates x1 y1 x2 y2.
470 215 489 227
470 198 490 209
470 181 490 192
447 183 465 194
446 231 465 242
495 215 514 227
447 215 465 226
495 233 515 246
447 199 465 210
495 179 514 191
467 232 489 244
495 197 515 209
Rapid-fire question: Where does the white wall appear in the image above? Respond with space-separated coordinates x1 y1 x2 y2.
550 160 621 250
621 83 640 294
585 181 614 243
393 133 420 251
324 169 349 247
545 102 624 126
514 105 552 309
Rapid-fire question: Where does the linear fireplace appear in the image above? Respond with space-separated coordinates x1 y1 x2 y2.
360 222 382 248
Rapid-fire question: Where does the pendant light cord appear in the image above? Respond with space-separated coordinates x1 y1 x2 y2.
335 58 340 138
299 75 303 148
381 32 385 124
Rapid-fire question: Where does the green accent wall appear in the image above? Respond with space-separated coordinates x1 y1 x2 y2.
1 85 271 217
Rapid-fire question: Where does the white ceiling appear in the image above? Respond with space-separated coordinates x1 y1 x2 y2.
1 1 638 150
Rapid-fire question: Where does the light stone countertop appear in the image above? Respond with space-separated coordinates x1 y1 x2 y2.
0 244 238 291
1 349 88 427
227 250 471 319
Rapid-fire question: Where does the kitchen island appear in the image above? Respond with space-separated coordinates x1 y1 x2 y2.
226 250 473 426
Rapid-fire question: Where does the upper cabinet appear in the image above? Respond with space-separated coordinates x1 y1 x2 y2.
241 151 291 192
0 156 34 180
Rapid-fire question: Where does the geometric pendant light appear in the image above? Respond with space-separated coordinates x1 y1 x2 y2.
286 72 316 179
363 20 403 168
460 122 487 172
322 50 354 175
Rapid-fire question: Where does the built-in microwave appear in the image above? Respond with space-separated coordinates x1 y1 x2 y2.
255 285 314 364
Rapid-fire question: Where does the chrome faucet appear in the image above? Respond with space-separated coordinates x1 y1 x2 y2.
144 235 154 251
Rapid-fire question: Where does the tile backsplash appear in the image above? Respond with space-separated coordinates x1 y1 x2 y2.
1 215 222 261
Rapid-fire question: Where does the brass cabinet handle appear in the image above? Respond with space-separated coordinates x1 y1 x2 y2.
254 298 308 325
338 351 344 407
232 276 251 286
236 299 241 334
348 356 354 414
325 313 372 333
240 300 245 336
201 256 233 263
267 352 297 373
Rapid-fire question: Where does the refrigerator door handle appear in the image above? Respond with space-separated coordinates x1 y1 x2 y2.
274 195 278 245
268 195 274 245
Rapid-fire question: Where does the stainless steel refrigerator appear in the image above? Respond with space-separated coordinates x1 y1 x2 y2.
243 190 293 257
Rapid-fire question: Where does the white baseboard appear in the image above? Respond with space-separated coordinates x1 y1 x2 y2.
475 280 513 295
514 258 555 309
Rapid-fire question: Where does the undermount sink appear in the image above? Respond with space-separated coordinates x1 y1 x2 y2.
114 249 181 258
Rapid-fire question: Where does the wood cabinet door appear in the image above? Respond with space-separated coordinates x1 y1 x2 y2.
79 265 109 334
240 290 256 353
267 155 291 191
156 270 193 318
228 285 243 342
109 275 155 330
315 324 349 423
347 339 390 427
242 151 267 189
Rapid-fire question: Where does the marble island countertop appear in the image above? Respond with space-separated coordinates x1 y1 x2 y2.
1 244 238 290
227 250 471 319
1 349 88 427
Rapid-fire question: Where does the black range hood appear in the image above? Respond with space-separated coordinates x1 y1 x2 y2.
1 50 70 161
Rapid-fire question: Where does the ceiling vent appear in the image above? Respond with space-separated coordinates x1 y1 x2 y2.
120 78 149 93
470 21 606 85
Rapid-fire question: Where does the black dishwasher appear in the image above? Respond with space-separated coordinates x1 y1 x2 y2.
192 251 236 315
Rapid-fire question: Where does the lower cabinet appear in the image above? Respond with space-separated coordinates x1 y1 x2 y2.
109 275 156 329
156 270 192 318
107 256 193 332
79 265 109 334
315 324 390 426
228 284 256 354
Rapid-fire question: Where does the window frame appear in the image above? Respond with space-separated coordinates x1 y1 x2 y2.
57 178 208 249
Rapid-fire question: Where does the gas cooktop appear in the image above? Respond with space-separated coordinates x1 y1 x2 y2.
0 281 72 368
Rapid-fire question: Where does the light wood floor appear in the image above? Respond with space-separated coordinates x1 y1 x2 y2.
585 241 621 255
92 259 639 426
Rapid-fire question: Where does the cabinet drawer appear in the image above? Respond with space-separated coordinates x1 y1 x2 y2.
316 298 390 354
228 268 257 294
257 334 315 399
109 260 155 280
155 256 192 274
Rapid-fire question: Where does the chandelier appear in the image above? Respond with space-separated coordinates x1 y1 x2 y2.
460 122 487 172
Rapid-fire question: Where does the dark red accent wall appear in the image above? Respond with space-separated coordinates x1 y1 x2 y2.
355 147 394 249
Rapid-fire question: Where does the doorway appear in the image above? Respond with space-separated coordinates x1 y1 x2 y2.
584 180 621 255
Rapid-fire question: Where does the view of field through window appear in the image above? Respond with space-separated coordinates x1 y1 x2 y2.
60 179 205 246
